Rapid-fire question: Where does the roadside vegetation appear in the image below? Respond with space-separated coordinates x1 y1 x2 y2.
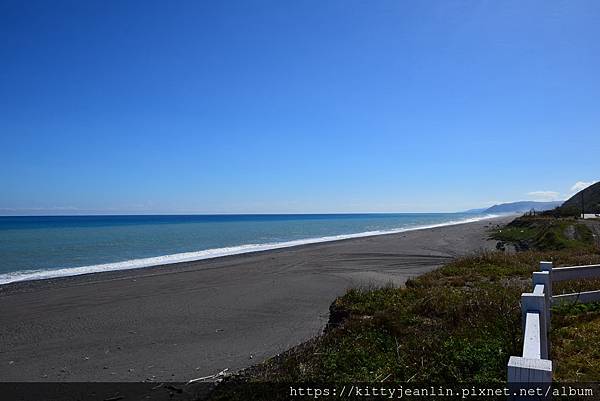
210 215 600 399
491 214 595 251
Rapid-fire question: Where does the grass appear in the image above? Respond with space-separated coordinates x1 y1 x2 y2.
491 216 595 251
209 217 600 399
552 302 600 381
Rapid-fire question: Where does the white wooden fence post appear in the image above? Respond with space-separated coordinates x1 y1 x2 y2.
540 261 553 276
521 292 548 359
533 271 551 329
507 356 552 384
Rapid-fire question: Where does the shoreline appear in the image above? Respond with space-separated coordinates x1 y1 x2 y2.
0 215 513 382
0 213 501 286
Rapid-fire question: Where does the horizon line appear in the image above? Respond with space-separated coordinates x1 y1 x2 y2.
0 211 483 217
0 199 566 218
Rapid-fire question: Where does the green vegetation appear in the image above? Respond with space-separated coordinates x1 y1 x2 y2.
211 217 600 398
553 303 600 381
491 216 595 251
544 205 584 218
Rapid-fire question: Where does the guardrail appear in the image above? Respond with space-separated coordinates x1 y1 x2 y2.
507 261 600 383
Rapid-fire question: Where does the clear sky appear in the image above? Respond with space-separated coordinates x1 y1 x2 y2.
1 1 599 215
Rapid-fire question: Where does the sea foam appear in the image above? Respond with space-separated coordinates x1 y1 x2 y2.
0 214 498 285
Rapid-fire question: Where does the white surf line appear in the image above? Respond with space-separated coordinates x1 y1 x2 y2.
0 214 499 285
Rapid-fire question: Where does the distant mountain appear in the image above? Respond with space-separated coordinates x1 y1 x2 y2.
463 207 488 214
561 181 600 214
483 201 563 214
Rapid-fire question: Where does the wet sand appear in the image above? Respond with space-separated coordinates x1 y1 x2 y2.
0 215 512 382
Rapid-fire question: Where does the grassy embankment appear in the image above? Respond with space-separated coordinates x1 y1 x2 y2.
211 216 600 399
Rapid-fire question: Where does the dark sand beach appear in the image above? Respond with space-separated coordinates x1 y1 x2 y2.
0 215 513 382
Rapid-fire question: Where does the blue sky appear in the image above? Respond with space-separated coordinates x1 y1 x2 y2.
1 0 599 214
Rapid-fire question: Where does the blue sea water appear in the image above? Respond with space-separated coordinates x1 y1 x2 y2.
0 213 496 284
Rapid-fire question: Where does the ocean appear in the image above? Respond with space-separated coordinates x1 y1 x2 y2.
0 213 496 285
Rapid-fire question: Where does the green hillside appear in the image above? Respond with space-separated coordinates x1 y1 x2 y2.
561 181 600 214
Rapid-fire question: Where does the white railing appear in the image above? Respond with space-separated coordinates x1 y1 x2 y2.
551 264 600 305
507 261 600 383
507 262 552 383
